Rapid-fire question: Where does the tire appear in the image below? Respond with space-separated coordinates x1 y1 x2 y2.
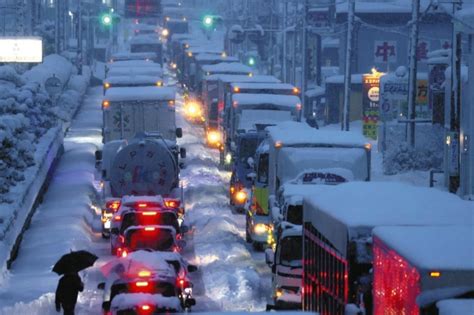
245 221 251 243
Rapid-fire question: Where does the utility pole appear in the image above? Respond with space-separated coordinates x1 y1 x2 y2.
55 0 60 53
301 0 308 118
342 0 355 131
78 0 83 75
449 0 463 193
282 0 288 82
407 0 420 146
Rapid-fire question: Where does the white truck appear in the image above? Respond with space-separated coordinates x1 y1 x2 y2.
101 86 179 144
246 121 371 249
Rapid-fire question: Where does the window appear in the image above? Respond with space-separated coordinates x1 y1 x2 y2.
257 153 269 184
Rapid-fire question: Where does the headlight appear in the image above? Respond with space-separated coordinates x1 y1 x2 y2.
207 131 221 144
234 190 247 204
254 223 268 234
225 153 232 165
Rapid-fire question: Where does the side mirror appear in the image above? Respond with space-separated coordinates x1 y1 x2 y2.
97 282 105 290
95 150 103 161
185 298 196 307
176 128 183 138
187 264 198 272
180 147 187 159
265 248 275 267
180 225 189 234
177 239 187 249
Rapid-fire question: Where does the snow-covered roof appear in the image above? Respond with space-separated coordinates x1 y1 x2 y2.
105 86 175 102
335 0 470 14
281 224 303 238
303 182 474 255
129 34 162 45
107 60 158 68
202 62 252 74
111 293 181 311
211 74 280 84
104 75 161 85
266 121 369 147
231 82 296 91
194 53 239 62
373 226 474 271
305 86 325 98
437 299 474 315
232 93 301 107
237 110 293 132
107 66 163 78
186 47 224 54
121 195 164 204
277 147 367 183
111 52 157 61
170 33 193 42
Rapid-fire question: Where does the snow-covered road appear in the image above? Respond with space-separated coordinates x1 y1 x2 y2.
0 78 272 313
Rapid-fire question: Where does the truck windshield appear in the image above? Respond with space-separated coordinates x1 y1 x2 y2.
257 153 269 184
239 137 260 161
278 236 302 267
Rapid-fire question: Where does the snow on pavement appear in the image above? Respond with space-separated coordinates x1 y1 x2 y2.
0 87 105 315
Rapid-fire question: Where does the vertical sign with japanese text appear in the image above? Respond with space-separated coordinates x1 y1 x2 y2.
363 74 380 139
374 41 397 63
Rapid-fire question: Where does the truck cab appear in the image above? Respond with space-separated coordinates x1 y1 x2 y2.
265 224 302 310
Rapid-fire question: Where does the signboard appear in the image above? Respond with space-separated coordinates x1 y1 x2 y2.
416 40 430 62
374 41 397 63
362 74 380 139
0 37 43 63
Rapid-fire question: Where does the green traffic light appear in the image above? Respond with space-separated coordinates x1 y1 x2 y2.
203 15 213 27
101 14 112 26
248 57 256 66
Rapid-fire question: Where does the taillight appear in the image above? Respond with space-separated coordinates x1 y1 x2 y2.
114 215 121 221
137 203 148 208
119 235 125 244
138 270 151 277
135 281 149 287
106 200 121 212
141 211 157 216
141 305 151 311
144 227 155 231
164 199 180 209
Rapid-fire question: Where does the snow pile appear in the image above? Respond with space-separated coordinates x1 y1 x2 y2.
437 299 474 315
382 123 444 174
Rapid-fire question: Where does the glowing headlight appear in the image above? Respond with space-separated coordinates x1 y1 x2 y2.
225 153 232 164
234 190 247 204
207 131 220 144
254 223 268 234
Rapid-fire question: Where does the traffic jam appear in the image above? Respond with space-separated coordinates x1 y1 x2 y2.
90 1 474 314
1 1 472 315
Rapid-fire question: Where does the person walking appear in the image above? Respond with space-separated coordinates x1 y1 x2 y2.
55 272 84 315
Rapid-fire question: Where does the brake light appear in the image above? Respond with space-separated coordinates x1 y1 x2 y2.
121 249 128 258
136 281 149 287
144 227 155 231
137 203 148 208
178 278 185 286
430 271 441 278
114 215 121 221
106 200 121 212
138 270 151 277
164 199 180 208
142 211 157 216
141 305 151 311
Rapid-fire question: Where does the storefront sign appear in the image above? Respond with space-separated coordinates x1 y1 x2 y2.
362 74 380 139
0 37 43 63
374 41 397 63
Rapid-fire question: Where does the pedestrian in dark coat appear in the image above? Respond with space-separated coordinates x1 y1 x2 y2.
55 272 84 315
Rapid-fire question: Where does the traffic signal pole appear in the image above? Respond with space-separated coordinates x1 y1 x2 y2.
342 0 355 131
407 0 420 147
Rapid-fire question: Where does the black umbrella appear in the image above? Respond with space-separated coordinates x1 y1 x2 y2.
53 250 98 275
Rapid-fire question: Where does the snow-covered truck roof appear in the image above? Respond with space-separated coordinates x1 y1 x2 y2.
107 67 163 78
303 182 474 256
237 110 292 132
437 299 474 315
231 82 297 91
232 93 301 108
104 86 175 102
373 226 474 272
211 74 281 84
111 293 181 311
194 53 239 63
111 52 157 61
202 62 252 74
104 75 161 86
107 60 158 68
277 146 366 183
129 34 162 45
266 121 369 148
185 46 224 54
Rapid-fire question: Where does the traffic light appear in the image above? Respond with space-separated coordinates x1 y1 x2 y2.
247 57 256 66
203 15 214 28
101 13 113 26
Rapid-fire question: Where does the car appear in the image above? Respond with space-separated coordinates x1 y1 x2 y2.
109 293 183 314
101 198 121 238
116 225 185 258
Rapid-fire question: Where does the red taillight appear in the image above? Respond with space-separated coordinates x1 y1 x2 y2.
136 281 149 287
141 211 157 216
164 199 180 209
114 215 121 221
137 203 148 208
141 305 151 311
144 227 155 231
106 200 121 212
138 270 151 277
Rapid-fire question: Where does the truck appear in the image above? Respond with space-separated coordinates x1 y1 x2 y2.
129 35 164 65
372 226 474 315
301 182 474 314
103 75 163 95
230 82 300 97
106 66 163 79
187 53 239 91
246 121 371 249
101 86 177 144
